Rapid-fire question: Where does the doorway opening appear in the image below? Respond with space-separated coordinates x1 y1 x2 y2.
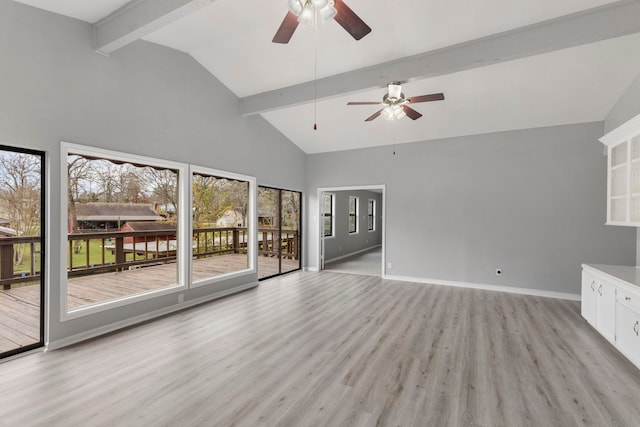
317 185 385 277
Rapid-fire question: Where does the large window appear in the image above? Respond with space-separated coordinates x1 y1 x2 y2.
62 143 260 317
192 168 253 284
64 146 183 314
322 193 334 237
0 145 44 359
368 199 375 231
348 196 358 234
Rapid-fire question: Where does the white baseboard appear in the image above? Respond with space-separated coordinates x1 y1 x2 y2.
303 267 319 272
383 274 581 301
46 281 258 351
325 244 381 264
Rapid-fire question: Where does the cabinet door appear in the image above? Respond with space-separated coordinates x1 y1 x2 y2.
595 280 616 342
581 271 597 326
616 303 640 369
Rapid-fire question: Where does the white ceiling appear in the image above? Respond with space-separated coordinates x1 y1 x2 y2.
12 0 640 153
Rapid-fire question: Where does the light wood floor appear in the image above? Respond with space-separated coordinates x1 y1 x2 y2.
325 246 382 277
1 272 639 426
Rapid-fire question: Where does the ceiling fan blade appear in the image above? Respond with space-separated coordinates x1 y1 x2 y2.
272 12 299 44
402 105 423 120
333 0 372 41
347 101 381 105
407 93 445 103
365 109 384 121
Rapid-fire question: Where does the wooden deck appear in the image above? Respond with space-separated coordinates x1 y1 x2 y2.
0 254 299 354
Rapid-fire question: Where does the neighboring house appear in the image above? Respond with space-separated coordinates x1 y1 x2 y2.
72 203 163 232
0 226 16 237
215 210 244 228
0 218 16 237
258 208 275 228
119 221 176 245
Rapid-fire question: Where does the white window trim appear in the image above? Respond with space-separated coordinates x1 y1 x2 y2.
189 164 257 288
60 142 188 320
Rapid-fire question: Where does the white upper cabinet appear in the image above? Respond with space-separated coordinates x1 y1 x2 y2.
601 113 640 226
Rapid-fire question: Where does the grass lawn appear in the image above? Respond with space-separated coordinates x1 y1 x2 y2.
13 240 118 273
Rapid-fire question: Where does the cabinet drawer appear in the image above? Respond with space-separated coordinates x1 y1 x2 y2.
617 287 640 313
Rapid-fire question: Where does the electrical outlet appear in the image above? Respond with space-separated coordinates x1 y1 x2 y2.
178 294 184 303
387 262 392 270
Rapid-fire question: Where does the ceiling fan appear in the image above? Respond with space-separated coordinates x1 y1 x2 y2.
347 82 445 121
273 0 371 44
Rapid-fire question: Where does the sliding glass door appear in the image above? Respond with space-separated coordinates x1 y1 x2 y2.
258 186 301 280
0 145 44 359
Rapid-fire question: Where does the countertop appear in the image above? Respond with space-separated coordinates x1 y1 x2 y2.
583 264 640 289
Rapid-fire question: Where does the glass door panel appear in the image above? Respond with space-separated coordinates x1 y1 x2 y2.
280 190 301 274
257 187 301 279
0 145 44 358
258 187 280 279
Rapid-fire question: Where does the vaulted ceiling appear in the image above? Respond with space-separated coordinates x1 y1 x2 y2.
12 0 640 153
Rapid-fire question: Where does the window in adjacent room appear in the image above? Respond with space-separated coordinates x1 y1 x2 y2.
349 196 358 234
368 199 375 231
323 193 334 237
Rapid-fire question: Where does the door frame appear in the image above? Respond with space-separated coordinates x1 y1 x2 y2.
0 144 46 359
316 184 385 277
258 185 303 281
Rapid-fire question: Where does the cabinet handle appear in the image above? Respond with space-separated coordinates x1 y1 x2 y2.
591 280 596 291
635 321 639 336
598 284 603 296
626 296 632 301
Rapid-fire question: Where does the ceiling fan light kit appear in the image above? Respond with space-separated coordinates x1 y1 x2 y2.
288 0 336 24
274 0 371 43
381 104 406 121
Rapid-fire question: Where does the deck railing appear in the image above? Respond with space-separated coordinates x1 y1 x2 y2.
0 227 299 289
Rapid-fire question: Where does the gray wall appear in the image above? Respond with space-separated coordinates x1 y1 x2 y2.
0 1 306 344
306 122 636 295
604 71 640 265
604 73 640 133
324 190 382 262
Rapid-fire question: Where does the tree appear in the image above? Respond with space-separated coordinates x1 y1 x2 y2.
0 151 41 265
67 154 93 253
146 168 178 216
192 174 232 227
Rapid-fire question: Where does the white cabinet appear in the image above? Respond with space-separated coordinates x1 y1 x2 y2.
595 280 616 342
581 271 597 325
581 264 640 371
600 113 640 225
581 270 616 343
616 301 640 369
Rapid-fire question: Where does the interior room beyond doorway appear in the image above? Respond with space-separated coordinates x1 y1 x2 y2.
319 186 385 277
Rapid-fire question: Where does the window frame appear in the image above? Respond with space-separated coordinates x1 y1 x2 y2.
190 164 257 288
322 193 335 238
348 195 359 234
368 199 375 232
61 142 190 320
